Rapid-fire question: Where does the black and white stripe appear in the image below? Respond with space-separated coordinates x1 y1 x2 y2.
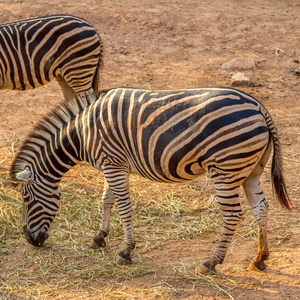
9 87 291 272
0 14 103 101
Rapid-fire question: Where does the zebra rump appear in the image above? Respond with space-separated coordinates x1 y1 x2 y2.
8 87 291 273
0 14 103 101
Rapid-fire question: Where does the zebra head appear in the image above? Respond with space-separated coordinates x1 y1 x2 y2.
8 167 61 247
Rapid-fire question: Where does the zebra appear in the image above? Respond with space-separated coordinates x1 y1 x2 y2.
0 14 103 101
8 87 291 273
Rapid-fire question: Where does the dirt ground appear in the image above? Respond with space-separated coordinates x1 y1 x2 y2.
0 0 299 299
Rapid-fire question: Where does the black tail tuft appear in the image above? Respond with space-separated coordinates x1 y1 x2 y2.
271 138 292 211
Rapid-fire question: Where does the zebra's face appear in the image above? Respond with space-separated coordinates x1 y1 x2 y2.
21 181 61 247
8 168 61 247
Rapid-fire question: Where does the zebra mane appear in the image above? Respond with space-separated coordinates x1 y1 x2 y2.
9 94 98 177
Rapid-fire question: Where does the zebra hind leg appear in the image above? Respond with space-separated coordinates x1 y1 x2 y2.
199 184 243 274
55 75 76 101
78 88 98 105
56 75 97 104
243 143 272 270
244 179 269 271
89 180 115 249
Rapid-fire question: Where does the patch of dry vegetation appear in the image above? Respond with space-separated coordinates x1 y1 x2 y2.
0 162 233 299
0 136 299 299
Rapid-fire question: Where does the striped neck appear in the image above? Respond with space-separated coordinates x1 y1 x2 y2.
9 96 94 181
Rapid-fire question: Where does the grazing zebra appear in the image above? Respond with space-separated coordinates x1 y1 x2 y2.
0 14 103 101
8 87 291 273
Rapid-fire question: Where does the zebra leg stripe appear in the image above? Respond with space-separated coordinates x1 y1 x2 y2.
89 180 114 249
103 168 136 264
210 184 243 269
203 184 243 272
245 182 269 271
243 141 272 270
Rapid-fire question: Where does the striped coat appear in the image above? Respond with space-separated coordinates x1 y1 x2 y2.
0 14 103 101
9 87 291 273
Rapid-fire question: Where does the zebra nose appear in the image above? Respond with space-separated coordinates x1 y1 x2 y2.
36 230 49 247
23 225 34 245
23 225 49 247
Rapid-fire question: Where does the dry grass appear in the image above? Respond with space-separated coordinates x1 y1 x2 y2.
0 136 299 299
0 162 234 299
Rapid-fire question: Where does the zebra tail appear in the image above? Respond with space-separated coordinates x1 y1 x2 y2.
266 111 292 211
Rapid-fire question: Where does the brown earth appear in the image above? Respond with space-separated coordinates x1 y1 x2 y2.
0 0 299 299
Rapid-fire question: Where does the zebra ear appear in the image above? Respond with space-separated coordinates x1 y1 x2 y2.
7 169 31 184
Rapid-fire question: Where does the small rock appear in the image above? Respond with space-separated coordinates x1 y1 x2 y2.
293 58 299 64
230 72 250 86
295 68 300 76
222 57 256 70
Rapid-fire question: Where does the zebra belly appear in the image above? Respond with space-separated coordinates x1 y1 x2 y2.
128 156 206 183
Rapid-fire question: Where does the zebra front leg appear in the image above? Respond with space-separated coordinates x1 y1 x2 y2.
104 169 136 265
115 193 135 265
89 180 115 249
200 185 243 274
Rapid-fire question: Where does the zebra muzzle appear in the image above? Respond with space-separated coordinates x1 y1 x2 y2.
23 225 49 247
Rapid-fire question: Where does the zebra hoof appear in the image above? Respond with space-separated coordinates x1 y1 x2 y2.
89 235 106 249
196 260 217 275
116 250 132 265
248 259 267 271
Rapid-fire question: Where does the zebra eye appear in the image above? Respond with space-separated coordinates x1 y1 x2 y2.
23 195 31 203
